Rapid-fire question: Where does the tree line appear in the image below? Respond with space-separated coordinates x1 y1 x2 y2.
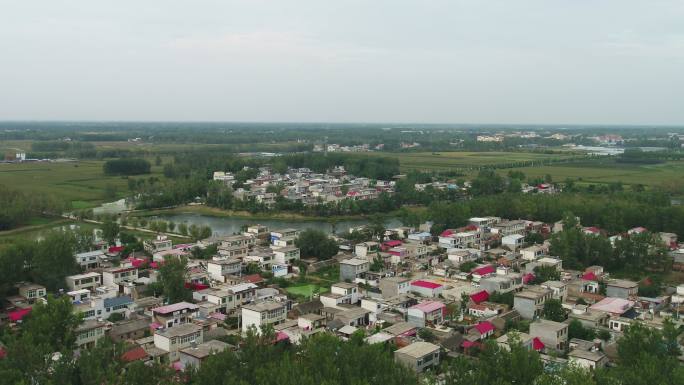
0 185 67 231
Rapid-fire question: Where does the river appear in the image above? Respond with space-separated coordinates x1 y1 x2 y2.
152 212 401 236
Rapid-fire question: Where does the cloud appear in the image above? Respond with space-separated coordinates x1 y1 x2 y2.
167 30 386 63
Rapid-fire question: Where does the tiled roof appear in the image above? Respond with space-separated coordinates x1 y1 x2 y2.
411 280 442 289
472 265 495 276
470 290 490 304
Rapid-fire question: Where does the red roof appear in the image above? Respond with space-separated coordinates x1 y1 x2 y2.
581 272 598 281
184 282 210 291
440 229 454 237
584 227 601 234
411 280 443 290
472 265 495 276
243 274 264 284
8 307 31 322
383 240 402 248
0 347 6 359
474 321 494 335
470 290 490 304
108 246 125 253
532 337 545 351
121 346 149 362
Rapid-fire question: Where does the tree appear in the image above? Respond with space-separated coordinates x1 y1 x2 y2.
532 264 560 284
418 328 436 342
568 319 596 340
178 222 188 236
542 299 566 322
103 158 151 175
101 218 120 245
158 256 192 303
370 254 384 272
295 229 339 261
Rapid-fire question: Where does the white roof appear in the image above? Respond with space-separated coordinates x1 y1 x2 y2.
339 325 358 335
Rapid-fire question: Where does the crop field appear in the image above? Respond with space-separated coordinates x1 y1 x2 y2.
0 159 165 209
372 151 580 172
506 160 684 186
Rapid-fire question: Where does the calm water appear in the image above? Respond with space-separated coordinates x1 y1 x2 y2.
153 212 401 236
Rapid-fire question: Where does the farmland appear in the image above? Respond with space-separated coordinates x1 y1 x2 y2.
505 160 684 187
0 159 166 209
369 151 582 172
368 151 684 188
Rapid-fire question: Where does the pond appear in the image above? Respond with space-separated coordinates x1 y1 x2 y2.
152 212 401 237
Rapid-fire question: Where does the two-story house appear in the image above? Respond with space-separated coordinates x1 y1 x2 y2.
241 302 287 334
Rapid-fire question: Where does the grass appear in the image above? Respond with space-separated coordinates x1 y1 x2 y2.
285 284 329 298
504 160 684 187
0 159 166 208
368 151 684 187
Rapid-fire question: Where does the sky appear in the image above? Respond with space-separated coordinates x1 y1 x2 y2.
0 0 683 125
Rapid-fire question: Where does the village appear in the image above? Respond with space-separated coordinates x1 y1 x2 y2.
214 166 396 207
2 211 683 376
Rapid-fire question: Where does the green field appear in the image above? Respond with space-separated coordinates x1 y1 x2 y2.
372 151 579 172
0 159 166 209
506 160 684 187
285 284 329 298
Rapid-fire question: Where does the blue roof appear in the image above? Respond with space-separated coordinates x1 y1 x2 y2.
104 296 133 308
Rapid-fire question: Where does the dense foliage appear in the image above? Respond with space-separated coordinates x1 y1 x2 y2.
295 229 339 260
103 158 151 175
0 185 66 230
0 231 80 295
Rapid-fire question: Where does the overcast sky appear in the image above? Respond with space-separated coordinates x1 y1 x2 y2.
0 0 683 125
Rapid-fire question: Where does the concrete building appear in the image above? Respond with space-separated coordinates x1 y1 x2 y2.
75 320 107 350
102 266 139 288
514 286 553 319
272 246 300 264
530 319 568 352
410 280 444 297
568 347 608 370
378 276 410 298
407 301 446 327
66 272 102 292
207 259 242 282
540 281 567 302
241 302 287 333
179 340 231 370
339 258 370 281
605 279 638 299
75 250 105 270
394 342 440 373
502 234 525 250
16 283 46 303
154 323 203 362
152 302 200 329
355 241 380 258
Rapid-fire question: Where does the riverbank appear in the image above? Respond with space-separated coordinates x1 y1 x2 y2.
130 204 413 222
